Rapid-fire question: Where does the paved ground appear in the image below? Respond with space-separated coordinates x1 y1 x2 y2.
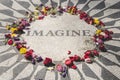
0 0 120 80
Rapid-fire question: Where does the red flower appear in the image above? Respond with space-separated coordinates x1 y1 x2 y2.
84 50 96 58
104 30 110 35
16 43 23 50
7 39 13 45
99 44 107 52
85 58 92 63
74 55 81 61
69 55 80 61
5 34 11 39
38 16 44 20
98 35 104 40
65 59 77 69
71 65 77 69
84 50 91 56
84 54 90 59
28 49 34 54
43 57 52 66
65 59 73 66
24 50 33 61
92 50 99 56
67 50 71 55
69 56 75 61
100 21 105 26
109 31 113 34
79 12 87 19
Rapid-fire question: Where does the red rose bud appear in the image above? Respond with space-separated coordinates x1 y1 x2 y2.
65 59 77 69
68 50 71 55
77 10 82 14
69 56 75 61
84 54 90 59
84 50 91 56
69 55 81 61
5 34 11 38
16 43 23 50
100 21 105 26
104 30 109 35
92 50 99 56
45 6 50 10
80 13 85 19
85 58 92 63
98 35 104 40
71 64 77 69
65 59 73 66
104 34 109 39
99 44 107 52
43 57 52 66
7 39 13 45
39 16 44 20
28 49 34 54
24 51 33 61
109 31 113 34
74 55 81 61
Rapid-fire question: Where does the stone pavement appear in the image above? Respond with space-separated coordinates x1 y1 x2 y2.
0 0 120 80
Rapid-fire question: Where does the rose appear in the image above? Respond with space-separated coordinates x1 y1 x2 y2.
43 57 52 66
65 59 77 69
7 39 13 45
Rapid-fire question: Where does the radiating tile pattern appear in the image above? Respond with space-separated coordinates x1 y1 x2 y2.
0 0 120 80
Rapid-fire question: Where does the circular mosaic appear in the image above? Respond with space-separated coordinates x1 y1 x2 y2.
4 3 113 71
0 0 120 80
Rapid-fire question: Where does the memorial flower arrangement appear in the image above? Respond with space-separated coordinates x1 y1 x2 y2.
4 4 113 77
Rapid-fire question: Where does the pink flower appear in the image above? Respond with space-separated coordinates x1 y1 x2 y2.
56 64 63 72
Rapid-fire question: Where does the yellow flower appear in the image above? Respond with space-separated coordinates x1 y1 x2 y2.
19 47 27 54
96 29 102 35
11 33 17 37
94 18 100 25
6 25 11 30
34 10 39 16
67 8 71 13
10 27 18 33
70 7 76 15
12 43 16 46
34 16 39 19
42 6 47 13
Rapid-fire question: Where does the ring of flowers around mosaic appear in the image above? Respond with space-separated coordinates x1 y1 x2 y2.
4 4 113 77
